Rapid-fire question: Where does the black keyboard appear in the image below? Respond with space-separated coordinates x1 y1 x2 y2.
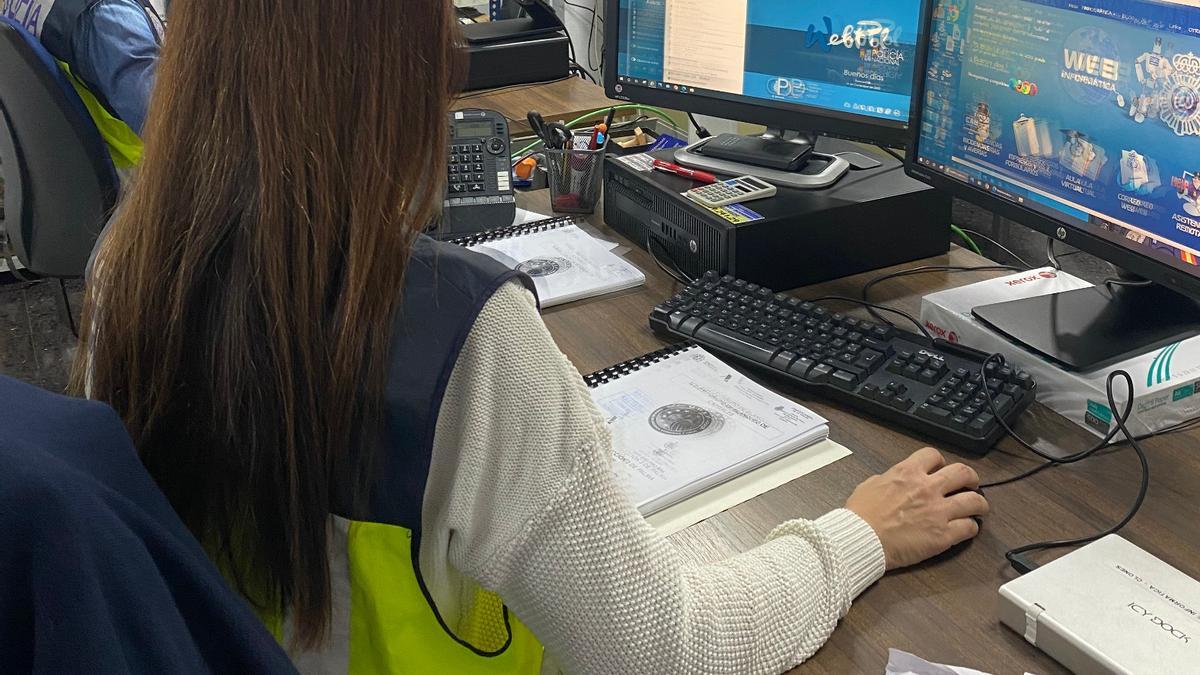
649 271 1038 453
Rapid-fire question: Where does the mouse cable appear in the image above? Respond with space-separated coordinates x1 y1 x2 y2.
859 263 1024 326
978 354 1150 574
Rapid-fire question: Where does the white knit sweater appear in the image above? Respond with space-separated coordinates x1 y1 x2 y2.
417 280 886 674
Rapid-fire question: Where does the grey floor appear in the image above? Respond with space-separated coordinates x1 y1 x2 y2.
0 199 1120 394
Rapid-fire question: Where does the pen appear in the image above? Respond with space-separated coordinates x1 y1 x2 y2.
652 159 717 184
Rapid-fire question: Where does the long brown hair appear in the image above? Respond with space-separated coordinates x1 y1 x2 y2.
72 0 463 648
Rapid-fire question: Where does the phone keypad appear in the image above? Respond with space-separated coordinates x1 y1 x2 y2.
448 142 490 194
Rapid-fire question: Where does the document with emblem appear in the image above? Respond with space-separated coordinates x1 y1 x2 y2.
449 217 644 308
584 344 834 517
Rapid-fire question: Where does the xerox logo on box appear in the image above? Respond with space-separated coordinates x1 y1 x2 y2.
1005 270 1059 286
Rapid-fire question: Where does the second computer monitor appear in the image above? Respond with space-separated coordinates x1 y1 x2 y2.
604 0 926 147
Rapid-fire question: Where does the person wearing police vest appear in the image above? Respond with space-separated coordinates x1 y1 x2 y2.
1 0 163 171
75 1 989 673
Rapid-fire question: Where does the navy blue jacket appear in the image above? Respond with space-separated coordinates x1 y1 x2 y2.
0 376 296 673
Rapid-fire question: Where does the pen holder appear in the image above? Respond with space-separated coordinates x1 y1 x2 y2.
545 146 606 215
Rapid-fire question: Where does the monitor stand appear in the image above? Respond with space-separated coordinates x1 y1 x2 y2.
673 129 851 190
971 278 1200 372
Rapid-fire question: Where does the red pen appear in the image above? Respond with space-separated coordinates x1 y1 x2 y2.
652 159 717 184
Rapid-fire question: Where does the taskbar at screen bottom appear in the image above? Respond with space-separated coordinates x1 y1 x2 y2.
914 155 1200 276
611 75 909 128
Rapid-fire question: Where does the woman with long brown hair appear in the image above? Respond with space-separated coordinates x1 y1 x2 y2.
76 1 988 672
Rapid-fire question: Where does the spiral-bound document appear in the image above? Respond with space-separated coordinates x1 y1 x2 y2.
586 344 831 517
451 216 644 308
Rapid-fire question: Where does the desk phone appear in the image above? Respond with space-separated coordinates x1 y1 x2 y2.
441 109 515 238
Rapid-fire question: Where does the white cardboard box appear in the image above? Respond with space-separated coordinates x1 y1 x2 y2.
920 267 1200 439
999 535 1200 675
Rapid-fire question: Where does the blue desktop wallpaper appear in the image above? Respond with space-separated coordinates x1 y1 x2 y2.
917 0 1200 266
616 0 923 122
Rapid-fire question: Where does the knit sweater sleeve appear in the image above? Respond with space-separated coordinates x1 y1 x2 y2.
424 280 886 675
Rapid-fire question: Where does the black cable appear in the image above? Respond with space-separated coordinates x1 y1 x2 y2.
687 112 711 139
976 355 1151 573
560 0 604 76
876 145 904 163
961 228 1035 269
645 234 692 285
805 295 933 339
569 63 597 84
981 415 1200 488
1045 236 1062 270
859 264 1023 325
1103 277 1155 288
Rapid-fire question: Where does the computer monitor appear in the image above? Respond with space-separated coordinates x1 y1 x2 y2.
908 0 1200 371
603 0 927 187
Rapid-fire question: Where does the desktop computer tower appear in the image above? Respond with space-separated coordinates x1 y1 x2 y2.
603 140 951 291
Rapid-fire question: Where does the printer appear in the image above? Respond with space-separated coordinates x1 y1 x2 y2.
461 0 570 91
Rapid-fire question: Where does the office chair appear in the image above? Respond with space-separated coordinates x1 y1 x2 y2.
0 17 120 334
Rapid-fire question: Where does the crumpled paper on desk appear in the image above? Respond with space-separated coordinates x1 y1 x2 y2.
885 648 1037 675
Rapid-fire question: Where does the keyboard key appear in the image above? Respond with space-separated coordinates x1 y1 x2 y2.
991 394 1014 415
693 324 778 365
861 383 881 400
788 357 817 378
861 337 893 355
968 413 995 435
831 370 858 390
889 396 914 411
808 363 833 383
918 368 940 385
871 325 894 340
916 404 952 423
903 364 923 380
951 414 971 430
887 358 907 375
769 351 798 370
1015 371 1034 390
855 350 884 372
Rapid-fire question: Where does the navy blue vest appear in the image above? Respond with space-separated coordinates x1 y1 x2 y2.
0 376 297 673
334 234 534 532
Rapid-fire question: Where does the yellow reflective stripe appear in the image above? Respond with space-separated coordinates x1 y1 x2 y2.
56 61 143 169
346 520 542 675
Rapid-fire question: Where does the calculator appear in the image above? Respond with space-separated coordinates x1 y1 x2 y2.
684 175 777 208
442 109 515 238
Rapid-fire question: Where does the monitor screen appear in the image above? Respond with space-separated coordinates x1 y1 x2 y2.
912 0 1200 279
610 0 923 136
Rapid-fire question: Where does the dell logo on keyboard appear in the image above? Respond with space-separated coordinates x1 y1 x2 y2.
1128 603 1192 644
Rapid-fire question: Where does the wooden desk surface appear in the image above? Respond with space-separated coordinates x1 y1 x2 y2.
454 77 619 134
516 190 1200 674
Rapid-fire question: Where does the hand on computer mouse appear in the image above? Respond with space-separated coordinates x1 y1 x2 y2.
846 447 989 570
